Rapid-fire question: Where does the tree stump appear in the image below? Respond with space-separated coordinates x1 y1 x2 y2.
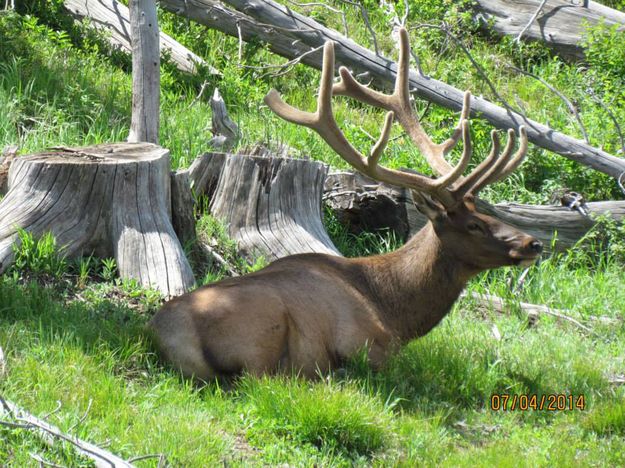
0 143 195 297
208 153 340 261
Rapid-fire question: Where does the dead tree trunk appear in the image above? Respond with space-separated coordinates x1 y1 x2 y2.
474 0 625 60
188 152 340 261
0 144 195 297
159 0 625 179
63 0 219 75
128 0 159 143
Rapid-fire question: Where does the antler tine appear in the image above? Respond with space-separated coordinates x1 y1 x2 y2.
265 42 367 173
488 126 528 184
369 111 395 167
452 129 501 197
439 91 472 156
457 126 527 197
468 129 516 195
333 28 472 178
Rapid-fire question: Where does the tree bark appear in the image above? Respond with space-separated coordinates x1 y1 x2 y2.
63 0 220 75
159 0 625 179
128 0 160 143
0 143 195 297
474 0 625 60
170 168 196 247
190 152 340 261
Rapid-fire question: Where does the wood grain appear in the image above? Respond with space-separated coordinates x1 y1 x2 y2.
0 143 194 297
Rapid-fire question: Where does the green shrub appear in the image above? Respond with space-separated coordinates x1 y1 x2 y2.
11 228 67 278
582 20 625 85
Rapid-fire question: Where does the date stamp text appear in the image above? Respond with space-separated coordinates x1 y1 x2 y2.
490 393 586 411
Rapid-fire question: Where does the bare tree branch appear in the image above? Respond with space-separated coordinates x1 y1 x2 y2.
0 398 134 468
337 0 380 55
411 23 521 117
507 64 590 144
285 0 348 36
464 291 597 335
67 399 92 433
586 87 625 155
516 0 548 43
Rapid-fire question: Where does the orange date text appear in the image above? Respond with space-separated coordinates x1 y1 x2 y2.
490 393 586 411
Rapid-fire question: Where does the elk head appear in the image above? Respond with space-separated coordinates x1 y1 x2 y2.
265 28 542 273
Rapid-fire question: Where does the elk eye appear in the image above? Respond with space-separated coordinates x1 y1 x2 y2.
467 222 485 234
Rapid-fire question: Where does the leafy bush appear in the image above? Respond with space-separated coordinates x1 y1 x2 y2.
582 20 625 86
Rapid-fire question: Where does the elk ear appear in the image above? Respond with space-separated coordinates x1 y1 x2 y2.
463 193 477 211
411 190 446 221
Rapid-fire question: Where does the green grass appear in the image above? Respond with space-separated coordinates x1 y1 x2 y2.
1 225 624 466
1 1 625 465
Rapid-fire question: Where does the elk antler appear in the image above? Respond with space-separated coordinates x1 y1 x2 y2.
264 28 528 208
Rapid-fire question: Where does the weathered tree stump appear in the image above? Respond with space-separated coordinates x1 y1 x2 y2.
170 168 196 247
187 151 228 198
0 143 195 297
207 153 340 260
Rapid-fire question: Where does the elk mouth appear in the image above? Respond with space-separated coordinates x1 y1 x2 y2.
509 251 541 266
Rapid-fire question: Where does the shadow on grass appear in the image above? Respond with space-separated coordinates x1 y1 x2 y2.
0 276 159 377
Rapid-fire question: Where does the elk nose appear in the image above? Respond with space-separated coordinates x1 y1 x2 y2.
529 239 543 253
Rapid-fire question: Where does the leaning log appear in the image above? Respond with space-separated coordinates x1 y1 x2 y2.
160 0 625 178
0 143 195 297
190 152 340 261
474 0 625 60
64 0 219 75
325 170 625 250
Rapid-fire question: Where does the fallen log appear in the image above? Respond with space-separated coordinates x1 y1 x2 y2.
474 0 625 60
159 0 625 179
324 170 625 250
64 0 219 75
0 143 195 297
324 171 413 240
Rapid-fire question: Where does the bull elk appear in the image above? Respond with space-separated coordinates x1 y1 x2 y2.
150 29 543 380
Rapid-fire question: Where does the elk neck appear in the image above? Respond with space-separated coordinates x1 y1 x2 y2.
356 222 477 342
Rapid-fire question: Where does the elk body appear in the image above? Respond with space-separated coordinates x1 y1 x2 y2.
150 29 543 380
